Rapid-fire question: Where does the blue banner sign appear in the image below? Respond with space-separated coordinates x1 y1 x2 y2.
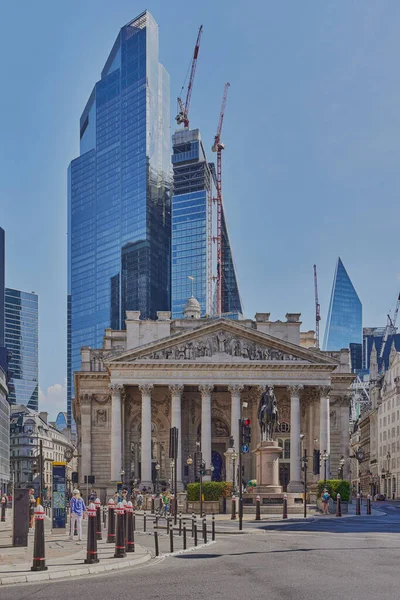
52 462 67 529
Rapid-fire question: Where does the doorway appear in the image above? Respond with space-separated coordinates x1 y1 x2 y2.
279 463 290 492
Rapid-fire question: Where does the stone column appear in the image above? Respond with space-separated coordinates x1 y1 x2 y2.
109 384 123 482
319 386 331 479
139 384 153 486
199 384 213 482
79 394 92 484
288 385 303 492
228 384 244 452
170 384 184 490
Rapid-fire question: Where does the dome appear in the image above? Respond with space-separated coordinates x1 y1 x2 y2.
183 295 201 319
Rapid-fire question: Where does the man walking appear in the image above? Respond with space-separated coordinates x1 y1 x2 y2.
69 489 86 541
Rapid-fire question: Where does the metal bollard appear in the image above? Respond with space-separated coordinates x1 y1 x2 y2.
95 498 102 540
202 517 207 544
169 526 174 553
366 494 371 515
212 513 215 541
191 513 195 537
133 507 136 531
283 494 288 519
1 497 6 522
170 494 175 518
194 520 198 546
107 499 115 543
103 505 107 529
31 505 48 571
151 495 155 514
356 493 361 516
126 501 135 553
183 524 187 549
167 515 170 535
114 501 126 558
84 503 99 564
231 495 237 520
336 493 342 517
255 495 261 521
179 512 182 536
143 510 147 533
154 531 159 557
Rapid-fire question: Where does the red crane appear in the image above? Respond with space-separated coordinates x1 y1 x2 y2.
212 82 230 315
176 25 203 129
314 265 321 348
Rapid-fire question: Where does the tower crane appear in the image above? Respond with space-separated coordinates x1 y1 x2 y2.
379 292 400 359
313 265 321 348
212 82 230 315
176 25 203 128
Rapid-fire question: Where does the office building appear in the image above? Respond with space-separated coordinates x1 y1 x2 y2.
0 228 6 374
0 367 9 493
322 257 362 351
5 288 39 411
363 327 400 373
67 11 171 427
171 128 242 318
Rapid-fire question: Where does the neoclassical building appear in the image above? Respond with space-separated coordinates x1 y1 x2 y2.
73 300 354 496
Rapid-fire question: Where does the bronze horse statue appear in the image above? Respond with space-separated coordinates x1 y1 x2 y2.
257 386 279 441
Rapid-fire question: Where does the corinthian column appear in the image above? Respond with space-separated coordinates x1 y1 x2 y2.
109 384 123 482
287 385 303 492
319 386 331 479
170 384 184 490
199 384 213 482
139 384 153 486
228 385 244 451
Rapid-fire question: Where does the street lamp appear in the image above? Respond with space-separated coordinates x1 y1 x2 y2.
230 450 238 494
322 450 329 487
338 456 345 480
170 459 175 494
155 463 160 495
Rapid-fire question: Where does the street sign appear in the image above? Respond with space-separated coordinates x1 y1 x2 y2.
241 444 249 453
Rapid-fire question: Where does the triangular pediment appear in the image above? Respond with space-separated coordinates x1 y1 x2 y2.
105 319 338 367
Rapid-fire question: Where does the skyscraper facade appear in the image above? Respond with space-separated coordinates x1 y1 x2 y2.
0 228 4 348
171 128 242 318
322 257 362 351
67 11 171 426
5 288 38 411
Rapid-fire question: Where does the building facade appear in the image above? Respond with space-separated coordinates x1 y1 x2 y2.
323 257 362 352
0 227 7 374
0 367 9 493
5 288 38 411
67 10 171 427
73 304 353 497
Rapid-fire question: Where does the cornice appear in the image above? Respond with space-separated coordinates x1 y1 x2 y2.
108 362 335 372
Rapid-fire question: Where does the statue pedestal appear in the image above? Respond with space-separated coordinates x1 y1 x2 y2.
253 441 283 494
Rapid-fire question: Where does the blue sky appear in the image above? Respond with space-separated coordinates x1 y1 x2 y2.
1 1 399 418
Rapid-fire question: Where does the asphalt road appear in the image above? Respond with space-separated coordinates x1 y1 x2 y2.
2 502 399 600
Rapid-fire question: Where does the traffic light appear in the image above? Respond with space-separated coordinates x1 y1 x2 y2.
241 418 251 445
313 449 320 475
200 461 206 476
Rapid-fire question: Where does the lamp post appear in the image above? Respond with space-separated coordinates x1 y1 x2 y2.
387 452 391 498
338 456 345 480
170 459 175 494
186 456 193 484
301 449 308 519
155 463 160 495
230 450 238 495
322 450 329 487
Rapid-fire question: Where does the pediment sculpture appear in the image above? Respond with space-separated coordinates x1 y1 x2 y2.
146 330 302 362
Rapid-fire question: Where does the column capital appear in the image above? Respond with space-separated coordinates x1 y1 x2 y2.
288 385 304 397
139 384 154 396
169 384 184 396
109 384 123 393
318 386 332 397
228 384 244 395
199 384 214 396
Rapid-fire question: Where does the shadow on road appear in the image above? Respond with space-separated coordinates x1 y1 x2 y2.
261 518 398 535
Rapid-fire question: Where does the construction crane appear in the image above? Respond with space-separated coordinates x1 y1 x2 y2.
212 82 230 315
380 292 400 359
176 25 203 128
313 265 321 348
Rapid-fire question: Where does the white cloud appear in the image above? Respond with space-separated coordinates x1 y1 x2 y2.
38 379 67 422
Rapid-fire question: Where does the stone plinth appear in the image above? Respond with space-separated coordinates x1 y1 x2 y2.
253 441 283 494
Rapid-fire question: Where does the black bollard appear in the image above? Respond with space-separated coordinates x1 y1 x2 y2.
126 501 135 553
1 496 6 523
170 494 175 518
167 515 170 535
169 526 174 553
133 507 136 532
356 493 361 516
114 501 126 558
255 495 261 521
154 531 159 557
84 503 99 564
202 517 207 544
179 512 182 536
151 495 155 514
191 513 195 537
183 524 187 549
31 505 48 571
95 498 102 541
231 495 236 520
143 510 147 533
107 498 116 543
103 505 107 529
366 494 371 515
194 521 198 546
336 493 342 517
283 494 288 519
212 513 215 541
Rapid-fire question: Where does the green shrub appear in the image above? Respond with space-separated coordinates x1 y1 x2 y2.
317 479 350 502
187 481 232 501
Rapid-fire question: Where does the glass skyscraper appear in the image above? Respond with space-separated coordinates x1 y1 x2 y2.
171 128 242 318
67 11 171 427
5 288 39 411
322 257 362 351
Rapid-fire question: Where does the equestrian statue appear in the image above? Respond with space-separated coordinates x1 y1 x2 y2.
257 386 279 442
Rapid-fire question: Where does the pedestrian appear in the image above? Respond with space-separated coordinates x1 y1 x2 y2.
114 491 119 504
321 488 330 515
136 491 143 510
69 489 86 541
89 488 96 503
29 488 36 529
160 492 169 517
